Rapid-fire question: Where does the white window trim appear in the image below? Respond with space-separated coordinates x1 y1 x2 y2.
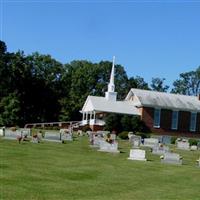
171 110 179 130
153 108 161 128
190 112 197 132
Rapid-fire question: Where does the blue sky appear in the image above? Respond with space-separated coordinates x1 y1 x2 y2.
1 1 200 88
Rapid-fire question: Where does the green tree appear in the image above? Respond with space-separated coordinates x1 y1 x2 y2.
0 41 11 97
0 93 21 126
24 52 64 123
151 77 169 92
171 67 200 95
128 76 149 91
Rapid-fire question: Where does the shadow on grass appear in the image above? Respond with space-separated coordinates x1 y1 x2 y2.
119 151 126 154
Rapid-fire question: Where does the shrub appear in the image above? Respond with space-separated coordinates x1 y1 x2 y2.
189 138 198 146
135 132 150 139
52 126 59 130
171 136 177 144
104 114 122 133
118 131 129 140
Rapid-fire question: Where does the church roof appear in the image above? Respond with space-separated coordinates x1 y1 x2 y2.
82 96 141 115
126 88 200 112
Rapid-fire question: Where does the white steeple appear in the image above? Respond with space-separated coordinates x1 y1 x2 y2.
108 56 115 92
105 56 117 101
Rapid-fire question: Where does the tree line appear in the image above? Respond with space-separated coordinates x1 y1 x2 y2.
0 40 199 127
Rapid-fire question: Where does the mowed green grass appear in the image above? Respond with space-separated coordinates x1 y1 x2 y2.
1 136 200 200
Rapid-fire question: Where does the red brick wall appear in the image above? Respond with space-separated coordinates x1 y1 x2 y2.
89 125 104 132
141 107 154 129
141 107 200 137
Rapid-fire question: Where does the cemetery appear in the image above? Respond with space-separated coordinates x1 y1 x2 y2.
1 129 200 200
1 2 200 200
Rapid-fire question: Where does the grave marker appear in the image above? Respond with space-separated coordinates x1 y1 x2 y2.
160 152 182 165
128 149 146 161
98 140 119 153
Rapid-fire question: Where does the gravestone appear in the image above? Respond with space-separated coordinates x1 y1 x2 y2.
60 129 73 141
0 128 4 136
89 132 103 148
143 138 159 148
97 131 110 138
93 134 103 147
32 134 40 143
128 132 134 140
162 135 172 144
44 131 61 142
152 135 163 143
4 129 20 140
61 132 73 141
197 141 200 149
160 152 182 165
128 149 146 161
177 139 190 150
4 128 31 140
88 131 94 144
190 145 198 151
196 158 200 167
110 133 116 141
98 140 119 153
20 128 31 137
152 144 169 155
130 135 141 148
86 131 92 136
77 130 83 136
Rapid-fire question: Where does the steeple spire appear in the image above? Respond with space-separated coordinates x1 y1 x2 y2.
105 56 117 101
108 56 115 92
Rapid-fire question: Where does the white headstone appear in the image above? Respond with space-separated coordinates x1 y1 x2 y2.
98 140 119 153
130 135 141 148
161 152 182 165
44 131 61 142
0 129 4 136
61 133 73 141
128 132 134 140
177 141 190 150
77 130 83 136
4 128 31 140
143 138 159 148
128 149 146 161
190 145 198 151
152 144 169 155
110 133 116 141
196 158 200 167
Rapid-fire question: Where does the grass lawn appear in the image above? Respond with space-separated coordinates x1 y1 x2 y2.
1 136 200 200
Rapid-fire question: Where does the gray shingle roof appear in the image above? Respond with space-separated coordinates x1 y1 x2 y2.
82 96 141 115
127 88 200 112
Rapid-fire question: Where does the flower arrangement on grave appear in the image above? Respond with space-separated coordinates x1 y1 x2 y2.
16 134 23 144
33 134 38 138
10 127 17 132
105 133 113 144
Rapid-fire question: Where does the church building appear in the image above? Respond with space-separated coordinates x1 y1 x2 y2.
81 57 200 137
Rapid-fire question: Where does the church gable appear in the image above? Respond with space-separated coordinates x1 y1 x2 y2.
82 96 94 112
